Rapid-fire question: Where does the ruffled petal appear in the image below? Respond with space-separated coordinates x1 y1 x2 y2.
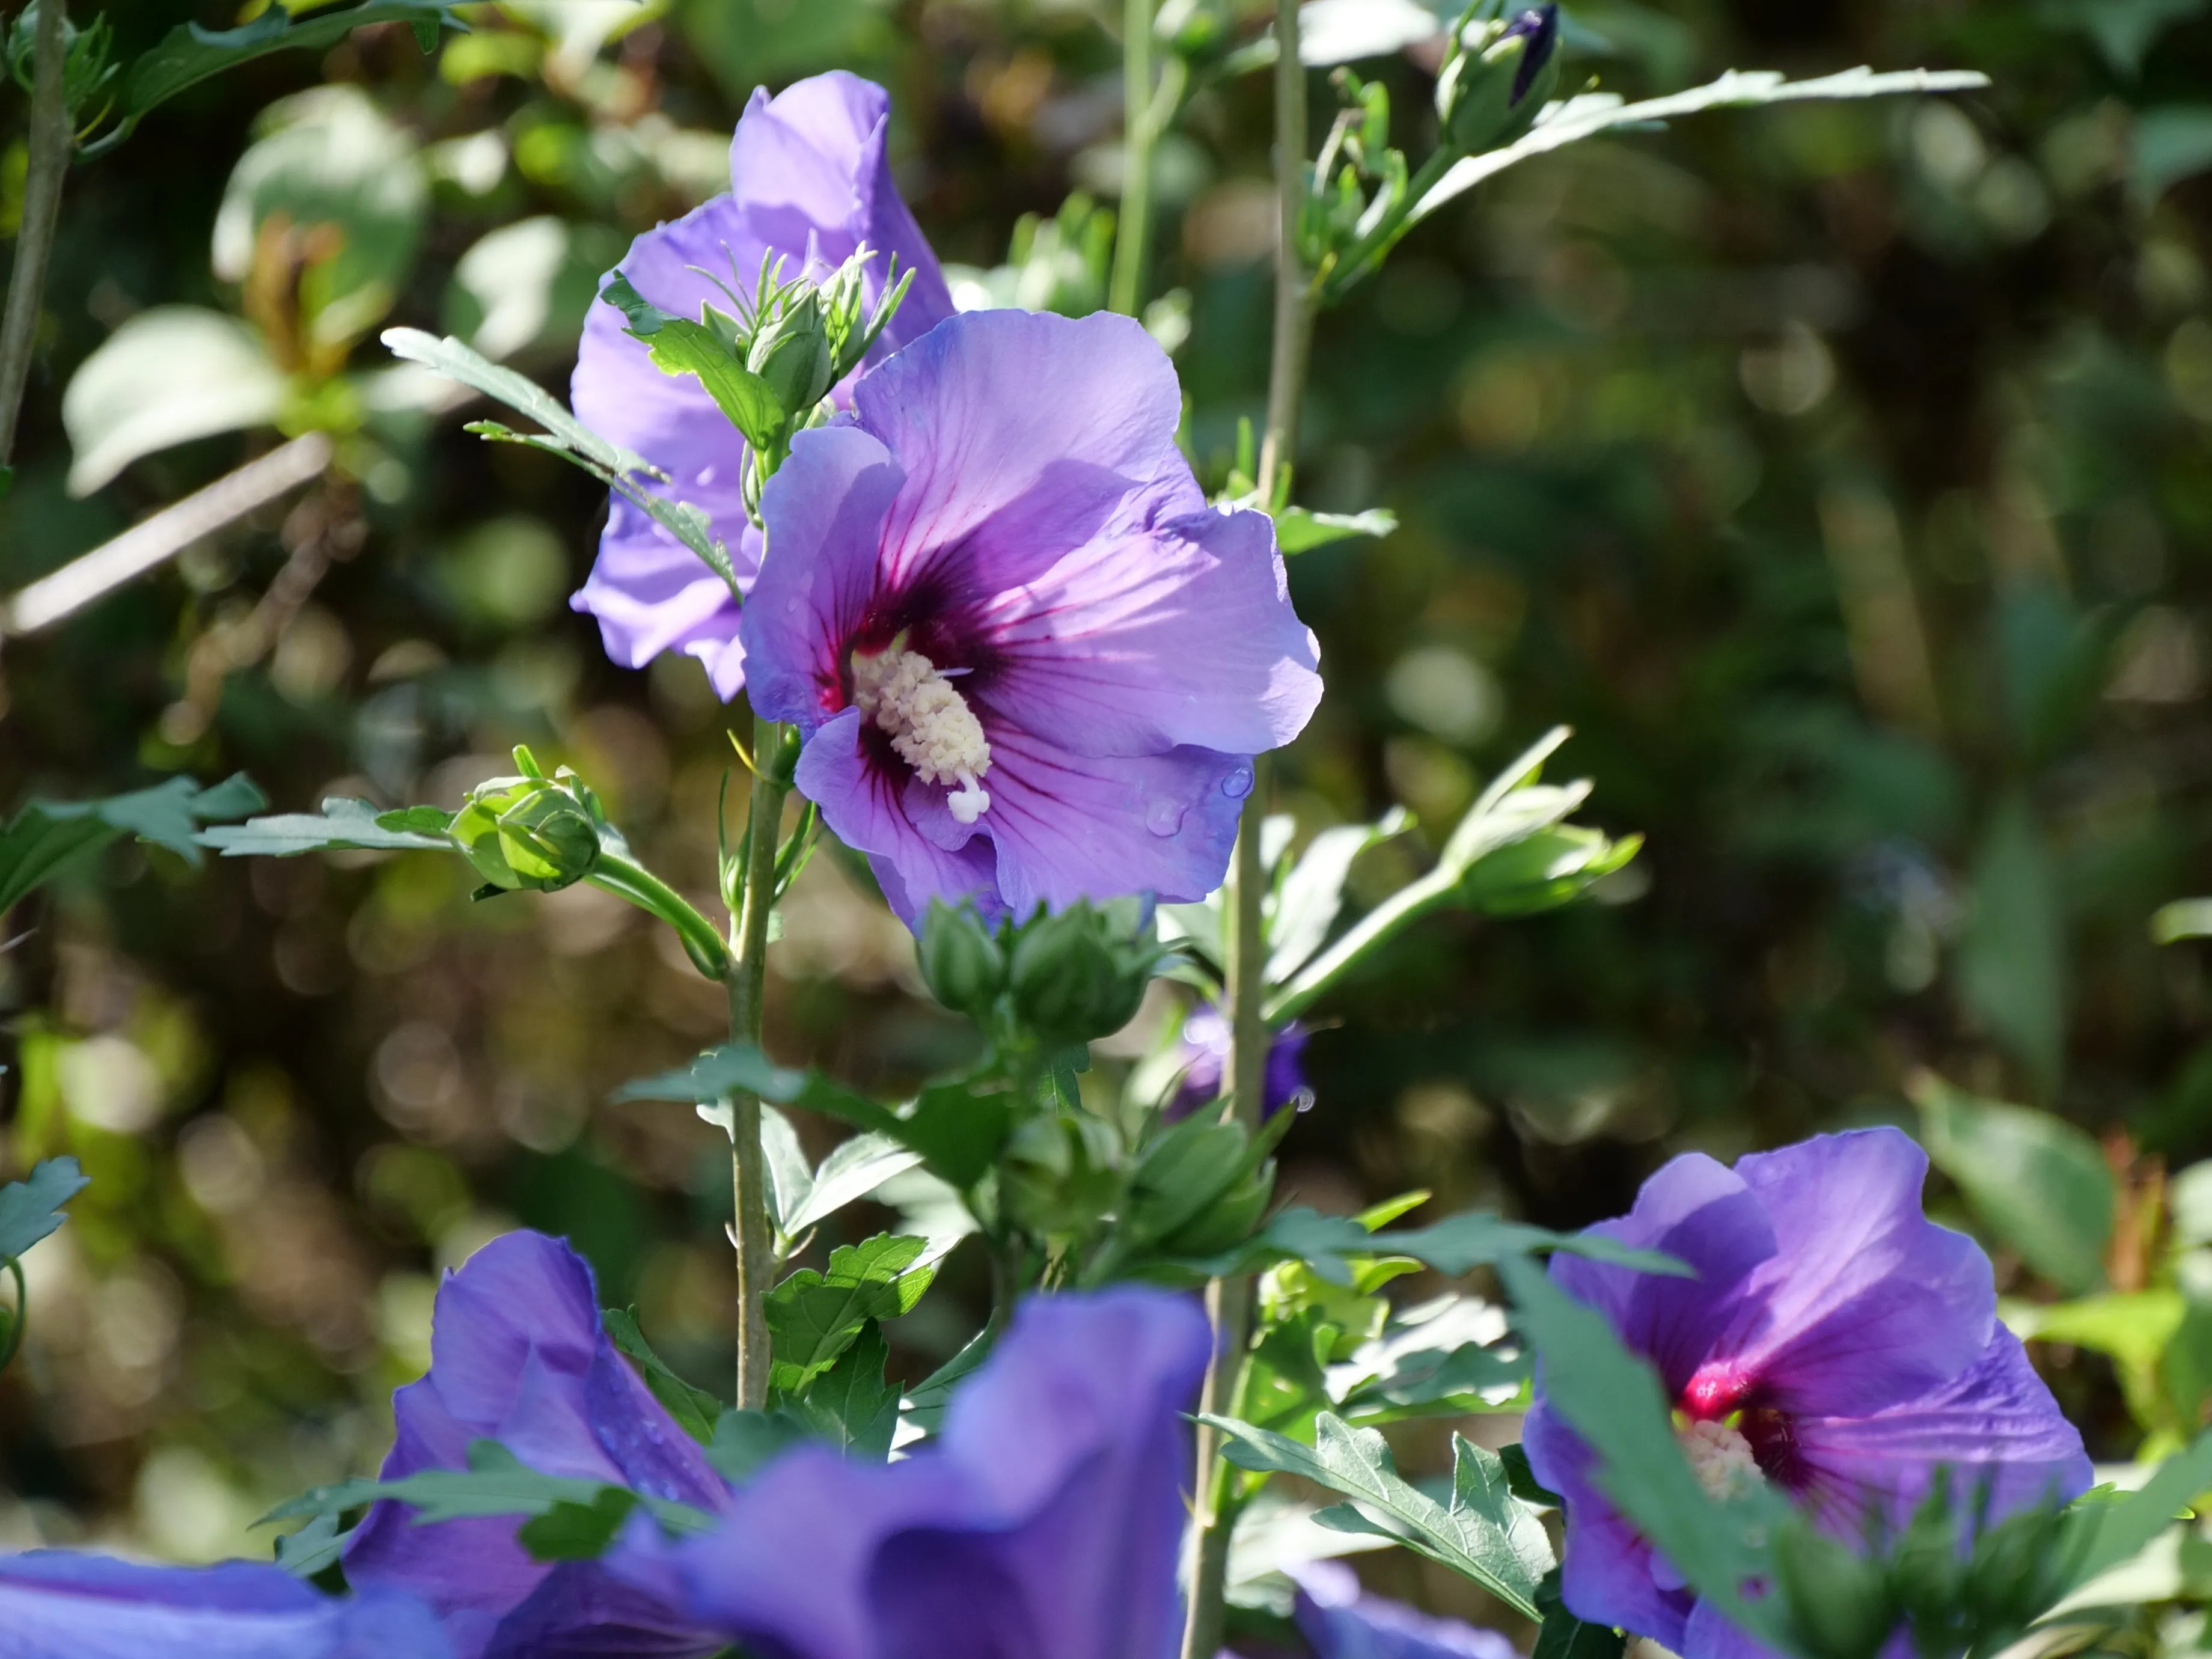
1523 1402 1694 1651
741 426 906 733
0 1554 451 1659
794 709 997 923
970 728 1248 916
1788 1327 2092 1534
850 310 1205 602
1717 1128 1995 1418
974 503 1321 758
1292 1559 1520 1659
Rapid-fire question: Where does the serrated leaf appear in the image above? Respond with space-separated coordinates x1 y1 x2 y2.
765 1234 939 1396
602 1307 722 1445
261 1439 712 1535
602 275 786 449
1204 1411 1552 1618
1413 67 1992 227
784 1135 924 1236
2 774 265 911
273 1514 350 1580
704 1408 811 1486
786 1322 902 1461
200 797 451 858
0 1158 90 1264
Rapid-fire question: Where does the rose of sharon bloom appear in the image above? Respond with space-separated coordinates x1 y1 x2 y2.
341 1232 729 1659
0 1553 451 1659
1524 1127 2091 1659
1289 1560 1519 1659
609 1286 1211 1659
570 71 955 699
1166 1004 1310 1121
742 307 1323 923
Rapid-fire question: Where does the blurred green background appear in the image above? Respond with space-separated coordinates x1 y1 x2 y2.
3 0 2211 1583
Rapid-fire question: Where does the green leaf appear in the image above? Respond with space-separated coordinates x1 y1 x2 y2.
62 308 287 493
602 1307 722 1446
273 1514 349 1579
760 1107 816 1238
0 1158 90 1263
1 775 265 912
1957 797 2066 1099
899 1323 995 1442
2036 0 2208 76
261 1440 710 1533
601 274 786 449
1533 1566 1625 1659
2133 106 2212 204
1205 1411 1553 1619
2059 1432 2212 1590
121 3 460 123
784 1134 925 1236
1411 67 1991 228
704 1408 811 1486
2006 1289 2184 1375
765 1234 939 1396
200 797 453 859
1268 810 1413 985
1495 1255 1792 1646
1250 1205 1687 1287
786 1322 902 1461
1274 506 1398 554
382 329 740 594
1502 1443 1563 1509
516 1487 640 1562
1911 1074 2114 1295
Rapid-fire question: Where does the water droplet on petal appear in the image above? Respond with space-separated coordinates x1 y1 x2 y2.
1221 765 1254 801
1146 799 1186 837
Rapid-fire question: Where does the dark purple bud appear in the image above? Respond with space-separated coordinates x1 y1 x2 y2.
1503 4 1560 106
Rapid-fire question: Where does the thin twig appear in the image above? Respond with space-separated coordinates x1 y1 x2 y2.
0 0 71 464
726 712 789 1408
1108 0 1155 317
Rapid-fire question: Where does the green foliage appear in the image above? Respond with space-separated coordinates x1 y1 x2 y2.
0 1155 89 1264
764 1234 938 1396
1913 1074 2115 1294
602 1307 723 1446
516 1488 642 1562
0 775 263 912
264 1438 711 1536
1206 1411 1553 1620
783 1322 903 1460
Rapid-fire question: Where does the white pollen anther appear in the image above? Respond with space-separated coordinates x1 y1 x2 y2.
852 645 993 822
1679 1420 1762 1501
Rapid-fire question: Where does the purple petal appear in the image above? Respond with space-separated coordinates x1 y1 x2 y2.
569 71 953 698
1292 1560 1520 1659
968 729 1249 917
1522 1402 1694 1650
0 1554 451 1659
1547 1150 1776 1398
793 709 998 924
741 424 906 735
976 504 1320 759
849 310 1206 599
611 1288 1209 1659
1716 1128 1994 1417
1789 1327 2092 1533
342 1232 723 1659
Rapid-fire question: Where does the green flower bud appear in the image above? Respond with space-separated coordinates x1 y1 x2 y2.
1963 1503 2068 1637
1006 902 1156 1047
1000 1111 1120 1240
449 749 606 893
1771 1523 1896 1659
1157 1160 1274 1259
918 902 1007 1022
1435 5 1560 156
747 285 836 422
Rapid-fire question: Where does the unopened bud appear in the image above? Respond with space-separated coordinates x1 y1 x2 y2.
1435 4 1560 156
918 902 1007 1022
450 748 606 893
1007 903 1147 1046
747 286 836 421
1771 1524 1896 1659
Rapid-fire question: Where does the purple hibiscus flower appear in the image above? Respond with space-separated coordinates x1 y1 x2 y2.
0 1553 451 1659
1166 1004 1311 1121
1523 1127 2091 1659
569 71 955 698
1291 1560 1520 1659
608 1285 1211 1659
742 307 1323 923
341 1231 728 1659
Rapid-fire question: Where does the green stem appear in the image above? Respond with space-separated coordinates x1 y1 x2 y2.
1264 863 1457 1024
726 715 790 1409
1318 141 1462 307
0 1256 23 1374
587 855 730 981
1108 0 1156 318
0 0 70 465
1254 5 1313 501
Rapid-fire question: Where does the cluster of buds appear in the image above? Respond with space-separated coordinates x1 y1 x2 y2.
1435 4 1562 156
918 898 1167 1051
601 244 913 513
7 2 115 121
447 747 609 894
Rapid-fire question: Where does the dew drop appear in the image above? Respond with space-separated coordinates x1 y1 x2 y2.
1146 799 1187 837
1220 765 1254 801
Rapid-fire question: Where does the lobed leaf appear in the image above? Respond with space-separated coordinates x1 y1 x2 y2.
199 797 452 860
2 774 265 911
263 1440 712 1536
765 1234 940 1396
0 1157 90 1265
784 1323 903 1461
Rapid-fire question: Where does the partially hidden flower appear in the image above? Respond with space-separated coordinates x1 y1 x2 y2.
1166 1004 1310 1120
742 307 1323 924
608 1285 1211 1659
0 1553 452 1659
341 1231 729 1659
570 70 955 699
1523 1127 2092 1659
1292 1560 1520 1659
